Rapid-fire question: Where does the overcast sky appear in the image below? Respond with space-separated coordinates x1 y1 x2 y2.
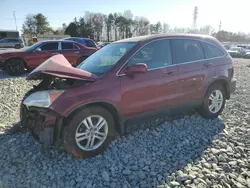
0 0 249 33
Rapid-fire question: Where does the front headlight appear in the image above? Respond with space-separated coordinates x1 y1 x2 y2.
23 90 64 108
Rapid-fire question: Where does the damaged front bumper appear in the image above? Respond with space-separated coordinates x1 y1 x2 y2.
20 103 63 148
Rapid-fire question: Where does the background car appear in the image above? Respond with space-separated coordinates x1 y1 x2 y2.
237 44 247 48
64 37 99 49
0 38 24 49
0 40 97 75
98 42 111 48
244 45 250 53
223 44 232 50
243 51 250 58
227 47 245 57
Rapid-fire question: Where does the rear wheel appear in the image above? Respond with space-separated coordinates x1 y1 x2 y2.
197 83 226 118
63 106 116 158
5 59 25 76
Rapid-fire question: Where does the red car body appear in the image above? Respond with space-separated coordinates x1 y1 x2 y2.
0 40 97 75
19 34 236 158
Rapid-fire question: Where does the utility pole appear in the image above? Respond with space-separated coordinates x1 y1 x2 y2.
13 11 18 31
192 6 198 33
218 20 222 42
219 20 222 31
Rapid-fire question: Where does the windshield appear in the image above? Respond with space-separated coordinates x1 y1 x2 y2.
77 42 136 76
23 42 42 51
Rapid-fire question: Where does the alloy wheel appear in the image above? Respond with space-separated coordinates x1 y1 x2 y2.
208 90 223 114
75 115 108 151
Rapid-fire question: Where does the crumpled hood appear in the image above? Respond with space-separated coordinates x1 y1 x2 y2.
26 54 98 81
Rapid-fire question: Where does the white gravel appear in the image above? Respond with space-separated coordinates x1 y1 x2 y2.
0 59 250 188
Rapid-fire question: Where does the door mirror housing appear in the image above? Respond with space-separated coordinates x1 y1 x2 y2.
36 47 41 52
124 63 147 75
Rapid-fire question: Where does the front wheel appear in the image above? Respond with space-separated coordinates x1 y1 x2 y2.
63 106 116 158
5 59 25 76
197 84 226 118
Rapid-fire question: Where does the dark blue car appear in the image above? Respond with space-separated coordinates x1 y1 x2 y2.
64 37 99 49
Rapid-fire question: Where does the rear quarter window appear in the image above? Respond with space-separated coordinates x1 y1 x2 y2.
40 42 58 51
202 42 224 58
85 39 96 48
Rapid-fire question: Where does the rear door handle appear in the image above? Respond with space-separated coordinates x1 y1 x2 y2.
203 63 212 67
52 52 59 55
74 51 80 54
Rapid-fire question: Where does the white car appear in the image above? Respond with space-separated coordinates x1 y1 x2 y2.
0 38 24 49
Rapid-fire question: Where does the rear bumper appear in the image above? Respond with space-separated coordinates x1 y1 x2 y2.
230 78 236 94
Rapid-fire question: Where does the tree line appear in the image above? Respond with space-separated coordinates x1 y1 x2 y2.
22 10 250 43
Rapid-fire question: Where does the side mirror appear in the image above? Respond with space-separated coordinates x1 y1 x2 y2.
124 63 147 75
36 47 41 52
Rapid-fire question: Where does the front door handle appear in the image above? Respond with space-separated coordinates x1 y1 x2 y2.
203 62 212 67
164 70 177 75
74 51 80 54
52 52 59 55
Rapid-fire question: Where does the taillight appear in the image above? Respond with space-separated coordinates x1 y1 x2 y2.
229 65 234 80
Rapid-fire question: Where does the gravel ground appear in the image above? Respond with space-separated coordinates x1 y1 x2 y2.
0 59 250 188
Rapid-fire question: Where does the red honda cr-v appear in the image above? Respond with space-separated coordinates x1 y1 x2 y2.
19 34 236 158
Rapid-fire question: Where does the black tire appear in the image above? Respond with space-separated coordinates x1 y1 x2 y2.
197 83 226 119
5 59 25 76
63 106 116 158
77 56 87 65
15 44 21 49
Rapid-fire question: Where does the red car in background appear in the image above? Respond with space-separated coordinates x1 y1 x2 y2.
0 40 97 75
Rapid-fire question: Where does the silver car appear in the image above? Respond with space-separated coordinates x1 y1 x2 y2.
0 38 24 49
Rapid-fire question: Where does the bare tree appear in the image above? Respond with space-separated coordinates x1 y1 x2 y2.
162 23 170 33
22 14 36 37
199 25 214 35
155 22 162 34
123 10 133 20
106 14 114 41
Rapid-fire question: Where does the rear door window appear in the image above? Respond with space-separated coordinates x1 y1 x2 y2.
202 42 224 58
40 42 58 51
171 39 205 64
62 42 74 50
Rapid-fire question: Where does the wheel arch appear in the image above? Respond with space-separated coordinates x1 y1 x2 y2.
206 77 230 99
63 101 125 135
